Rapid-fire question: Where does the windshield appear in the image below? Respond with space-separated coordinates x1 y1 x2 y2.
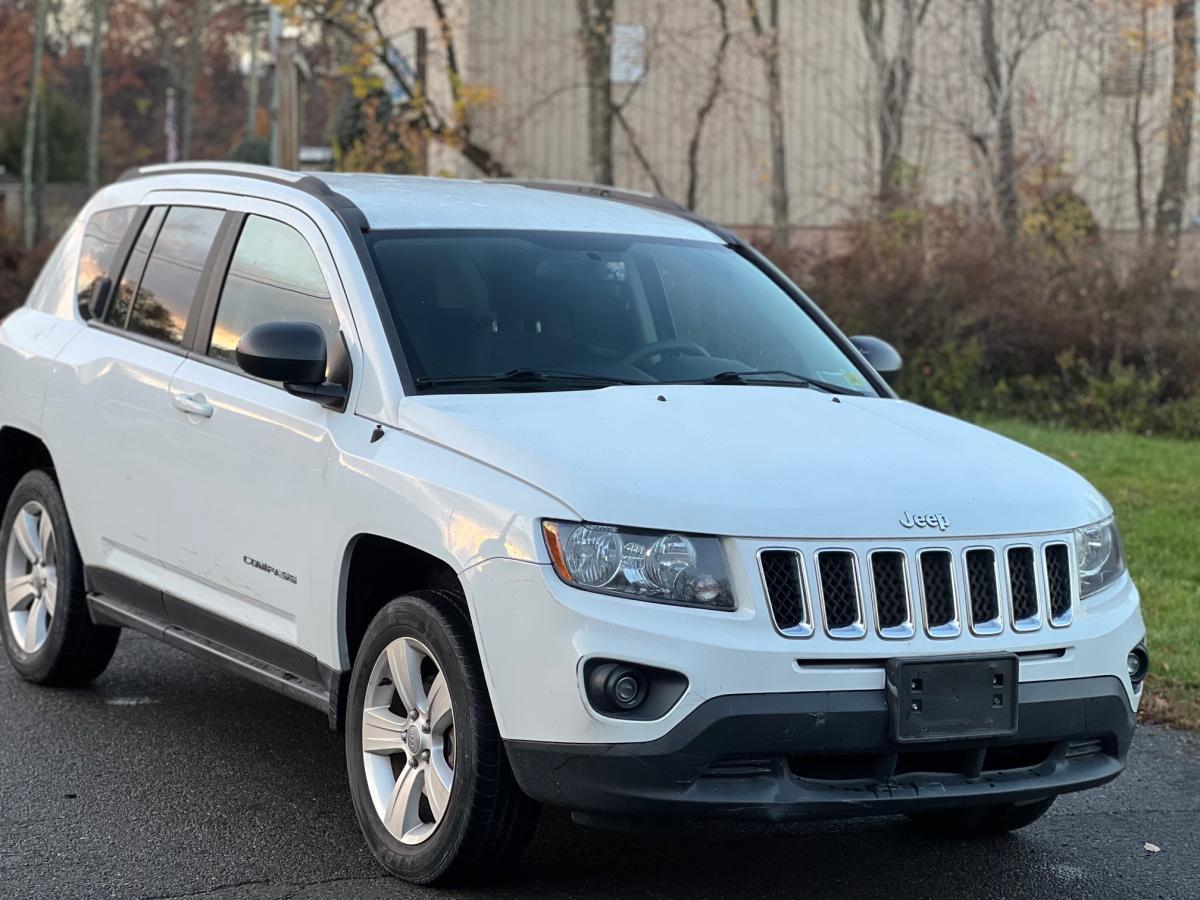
367 230 876 395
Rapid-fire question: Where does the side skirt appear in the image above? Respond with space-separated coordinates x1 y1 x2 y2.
85 568 346 730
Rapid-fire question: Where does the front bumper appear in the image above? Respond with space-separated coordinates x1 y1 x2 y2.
505 676 1135 821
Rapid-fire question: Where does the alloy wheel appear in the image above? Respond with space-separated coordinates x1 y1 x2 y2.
5 501 57 654
361 636 456 845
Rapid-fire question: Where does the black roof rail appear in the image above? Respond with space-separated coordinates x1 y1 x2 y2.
490 178 741 244
115 163 369 231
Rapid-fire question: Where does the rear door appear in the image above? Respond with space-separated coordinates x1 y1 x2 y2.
45 202 230 604
158 198 355 660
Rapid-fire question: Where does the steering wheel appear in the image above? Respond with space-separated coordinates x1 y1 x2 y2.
619 339 711 369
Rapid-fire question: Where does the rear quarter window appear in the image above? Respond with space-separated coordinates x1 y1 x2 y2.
76 207 136 319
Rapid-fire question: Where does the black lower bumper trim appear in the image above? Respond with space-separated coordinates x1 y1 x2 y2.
505 676 1135 822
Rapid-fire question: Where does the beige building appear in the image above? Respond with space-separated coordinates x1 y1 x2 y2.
381 1 1184 235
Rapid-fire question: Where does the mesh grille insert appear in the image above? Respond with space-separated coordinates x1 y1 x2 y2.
870 552 908 630
965 548 1000 626
919 551 956 628
760 550 807 631
1007 547 1038 622
818 552 860 630
1045 544 1072 621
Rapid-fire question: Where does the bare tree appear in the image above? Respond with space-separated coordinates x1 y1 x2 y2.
576 0 614 185
969 0 1055 243
289 0 511 176
685 0 731 210
1154 0 1196 243
22 0 49 248
747 0 789 244
87 0 111 193
858 0 933 207
1130 0 1154 241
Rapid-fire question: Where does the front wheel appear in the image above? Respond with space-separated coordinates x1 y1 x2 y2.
345 590 539 885
907 796 1056 836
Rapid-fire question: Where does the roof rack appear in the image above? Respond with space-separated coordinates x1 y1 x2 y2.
490 178 740 244
115 162 368 231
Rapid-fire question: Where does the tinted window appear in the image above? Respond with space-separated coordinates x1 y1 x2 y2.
367 231 874 393
127 206 224 346
77 207 136 318
107 207 166 328
208 215 339 367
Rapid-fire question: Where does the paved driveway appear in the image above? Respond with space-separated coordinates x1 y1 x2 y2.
2 632 1197 899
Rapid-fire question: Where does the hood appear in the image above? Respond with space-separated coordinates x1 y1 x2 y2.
395 386 1109 539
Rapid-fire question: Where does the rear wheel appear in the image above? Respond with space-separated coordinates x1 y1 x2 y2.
907 796 1056 836
345 590 539 884
1 470 119 685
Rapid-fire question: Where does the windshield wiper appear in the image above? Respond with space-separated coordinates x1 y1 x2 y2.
415 368 649 389
677 370 864 396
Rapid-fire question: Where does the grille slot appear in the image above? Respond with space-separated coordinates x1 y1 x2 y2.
816 551 862 635
759 550 809 634
964 548 1001 633
869 551 910 635
1007 546 1040 628
1044 543 1073 626
919 550 958 635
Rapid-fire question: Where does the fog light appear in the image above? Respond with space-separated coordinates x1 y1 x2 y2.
1127 644 1149 687
612 674 643 708
586 661 648 713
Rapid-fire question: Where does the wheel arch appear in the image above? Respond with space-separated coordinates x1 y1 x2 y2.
0 427 55 513
337 533 469 673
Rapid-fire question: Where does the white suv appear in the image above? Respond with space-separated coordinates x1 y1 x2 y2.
0 164 1146 884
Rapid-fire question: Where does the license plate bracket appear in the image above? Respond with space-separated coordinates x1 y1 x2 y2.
886 655 1018 743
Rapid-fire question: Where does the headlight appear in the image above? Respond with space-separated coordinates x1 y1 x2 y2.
1073 517 1126 598
542 521 735 610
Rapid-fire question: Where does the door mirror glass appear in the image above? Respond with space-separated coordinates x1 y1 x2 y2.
850 335 902 378
236 321 328 385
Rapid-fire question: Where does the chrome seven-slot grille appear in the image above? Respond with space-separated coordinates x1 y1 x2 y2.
758 538 1076 639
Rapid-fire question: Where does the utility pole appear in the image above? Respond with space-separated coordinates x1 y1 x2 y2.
273 34 299 170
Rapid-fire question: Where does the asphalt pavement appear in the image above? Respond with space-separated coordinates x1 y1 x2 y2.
2 631 1197 900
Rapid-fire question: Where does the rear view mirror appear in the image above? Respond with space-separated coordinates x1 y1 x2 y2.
850 335 902 380
236 321 346 409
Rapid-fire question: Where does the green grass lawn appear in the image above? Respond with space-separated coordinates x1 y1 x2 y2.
983 419 1200 729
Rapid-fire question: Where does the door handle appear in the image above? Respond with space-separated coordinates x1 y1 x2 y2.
172 392 214 419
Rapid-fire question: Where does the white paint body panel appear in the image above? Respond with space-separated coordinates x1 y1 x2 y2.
0 168 1144 748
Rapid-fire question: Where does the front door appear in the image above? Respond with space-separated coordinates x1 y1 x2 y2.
158 200 353 661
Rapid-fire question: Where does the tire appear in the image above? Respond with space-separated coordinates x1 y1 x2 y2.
907 796 1056 836
1 469 120 685
345 590 540 885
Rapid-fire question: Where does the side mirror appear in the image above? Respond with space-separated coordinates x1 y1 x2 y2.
235 321 346 409
850 335 903 380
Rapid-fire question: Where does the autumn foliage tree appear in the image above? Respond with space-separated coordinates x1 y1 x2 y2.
279 0 510 176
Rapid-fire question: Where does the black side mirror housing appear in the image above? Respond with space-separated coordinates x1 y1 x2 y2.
235 321 346 409
850 335 903 381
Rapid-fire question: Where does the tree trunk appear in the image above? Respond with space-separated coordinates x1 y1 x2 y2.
859 0 927 207
685 0 731 210
1154 0 1197 243
749 0 789 244
980 0 1020 244
178 0 213 161
21 0 49 249
576 0 615 185
35 78 48 244
246 11 260 140
87 0 109 194
1131 2 1150 242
